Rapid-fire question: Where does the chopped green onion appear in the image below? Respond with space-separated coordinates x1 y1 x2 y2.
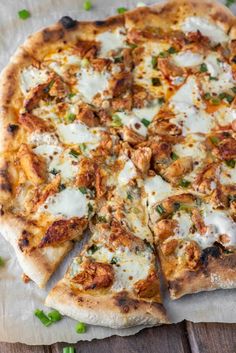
209 76 218 81
88 203 94 217
156 204 165 215
167 47 177 54
158 97 165 105
69 149 79 158
97 216 107 223
59 184 66 192
34 309 52 327
179 179 191 188
111 114 123 127
224 93 234 104
50 168 59 175
48 310 62 323
171 152 179 161
79 143 87 152
63 347 76 353
87 244 98 255
232 86 236 94
127 192 133 200
152 77 161 86
141 118 151 127
151 56 157 69
228 194 236 202
211 97 221 105
117 7 127 14
128 43 138 50
111 257 119 265
68 93 76 99
173 202 181 211
66 113 76 123
83 1 92 11
200 63 208 73
0 257 5 267
18 9 31 20
210 136 219 145
159 51 169 58
226 0 235 8
76 321 87 334
79 187 88 194
204 92 211 101
114 56 123 63
44 80 55 93
225 159 236 168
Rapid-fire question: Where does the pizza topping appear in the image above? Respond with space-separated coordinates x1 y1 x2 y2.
173 51 203 67
131 147 152 174
133 271 160 299
117 158 137 185
20 66 50 95
96 29 127 57
181 16 228 44
19 112 53 132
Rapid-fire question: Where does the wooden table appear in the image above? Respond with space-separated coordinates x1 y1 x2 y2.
0 322 236 353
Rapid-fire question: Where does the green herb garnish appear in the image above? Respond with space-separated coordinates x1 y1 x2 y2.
117 7 127 14
111 114 123 127
210 136 220 145
200 63 208 73
232 86 236 94
83 1 92 11
159 51 169 58
87 244 98 255
114 56 123 63
211 97 221 105
0 257 5 267
88 203 94 217
48 310 62 323
59 184 66 192
69 149 79 158
171 152 179 161
226 0 235 8
179 179 191 188
151 56 157 69
18 9 31 20
152 77 161 86
204 92 211 100
209 76 218 81
225 159 236 168
66 113 76 123
158 97 165 105
156 204 165 215
167 47 177 54
128 43 138 50
127 192 133 200
68 93 76 99
34 310 52 327
75 322 87 334
79 187 88 194
79 143 87 152
111 257 119 265
50 168 59 175
63 347 76 353
97 216 107 223
141 118 151 127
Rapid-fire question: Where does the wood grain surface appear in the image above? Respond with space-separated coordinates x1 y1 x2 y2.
1 322 236 353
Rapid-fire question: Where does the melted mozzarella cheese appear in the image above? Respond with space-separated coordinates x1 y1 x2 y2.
173 51 203 67
20 66 49 95
171 76 214 135
77 67 110 103
173 212 192 238
57 122 101 147
144 175 174 207
220 164 236 185
28 132 59 146
97 28 127 57
214 106 236 126
39 188 89 218
133 101 160 121
117 111 147 136
118 159 137 185
173 134 206 161
181 16 228 44
33 144 62 159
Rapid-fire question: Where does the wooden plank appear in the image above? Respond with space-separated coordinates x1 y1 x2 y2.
0 343 52 353
187 322 236 353
52 323 191 353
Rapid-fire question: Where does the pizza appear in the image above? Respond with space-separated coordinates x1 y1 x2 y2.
1 0 236 329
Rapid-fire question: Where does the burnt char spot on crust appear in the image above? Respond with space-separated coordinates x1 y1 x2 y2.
0 168 12 192
7 124 19 134
59 16 77 29
95 21 106 27
42 28 65 42
18 230 31 252
200 244 222 266
114 291 139 313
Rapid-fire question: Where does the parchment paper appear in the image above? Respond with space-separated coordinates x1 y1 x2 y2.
0 0 236 345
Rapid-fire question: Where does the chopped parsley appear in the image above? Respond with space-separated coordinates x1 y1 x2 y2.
83 1 92 11
50 168 59 175
34 310 52 327
68 93 76 99
155 204 165 215
159 51 169 58
117 7 128 14
219 92 234 104
200 63 208 73
225 159 236 168
18 9 31 20
179 179 191 188
141 118 151 127
209 76 218 81
79 187 88 194
211 97 221 105
128 43 138 50
111 257 119 265
88 203 94 217
204 92 211 101
111 114 123 127
69 149 79 158
97 216 107 223
75 322 87 334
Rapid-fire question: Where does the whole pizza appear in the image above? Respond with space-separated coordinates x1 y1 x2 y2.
1 0 236 329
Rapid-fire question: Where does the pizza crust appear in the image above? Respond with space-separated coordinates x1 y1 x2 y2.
0 213 73 287
45 278 168 328
165 253 236 299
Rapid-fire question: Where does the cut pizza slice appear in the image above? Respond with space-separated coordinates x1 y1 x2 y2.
45 219 168 328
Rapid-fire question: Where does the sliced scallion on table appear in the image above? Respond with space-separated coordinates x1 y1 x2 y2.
75 321 87 334
83 1 92 11
34 309 52 327
63 347 76 353
18 9 31 20
117 7 128 14
48 310 62 323
0 257 5 267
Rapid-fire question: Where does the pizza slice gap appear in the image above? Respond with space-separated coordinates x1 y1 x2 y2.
45 218 168 328
149 190 236 299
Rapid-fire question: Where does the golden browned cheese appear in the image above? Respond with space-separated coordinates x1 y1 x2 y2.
71 260 114 290
18 144 47 185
